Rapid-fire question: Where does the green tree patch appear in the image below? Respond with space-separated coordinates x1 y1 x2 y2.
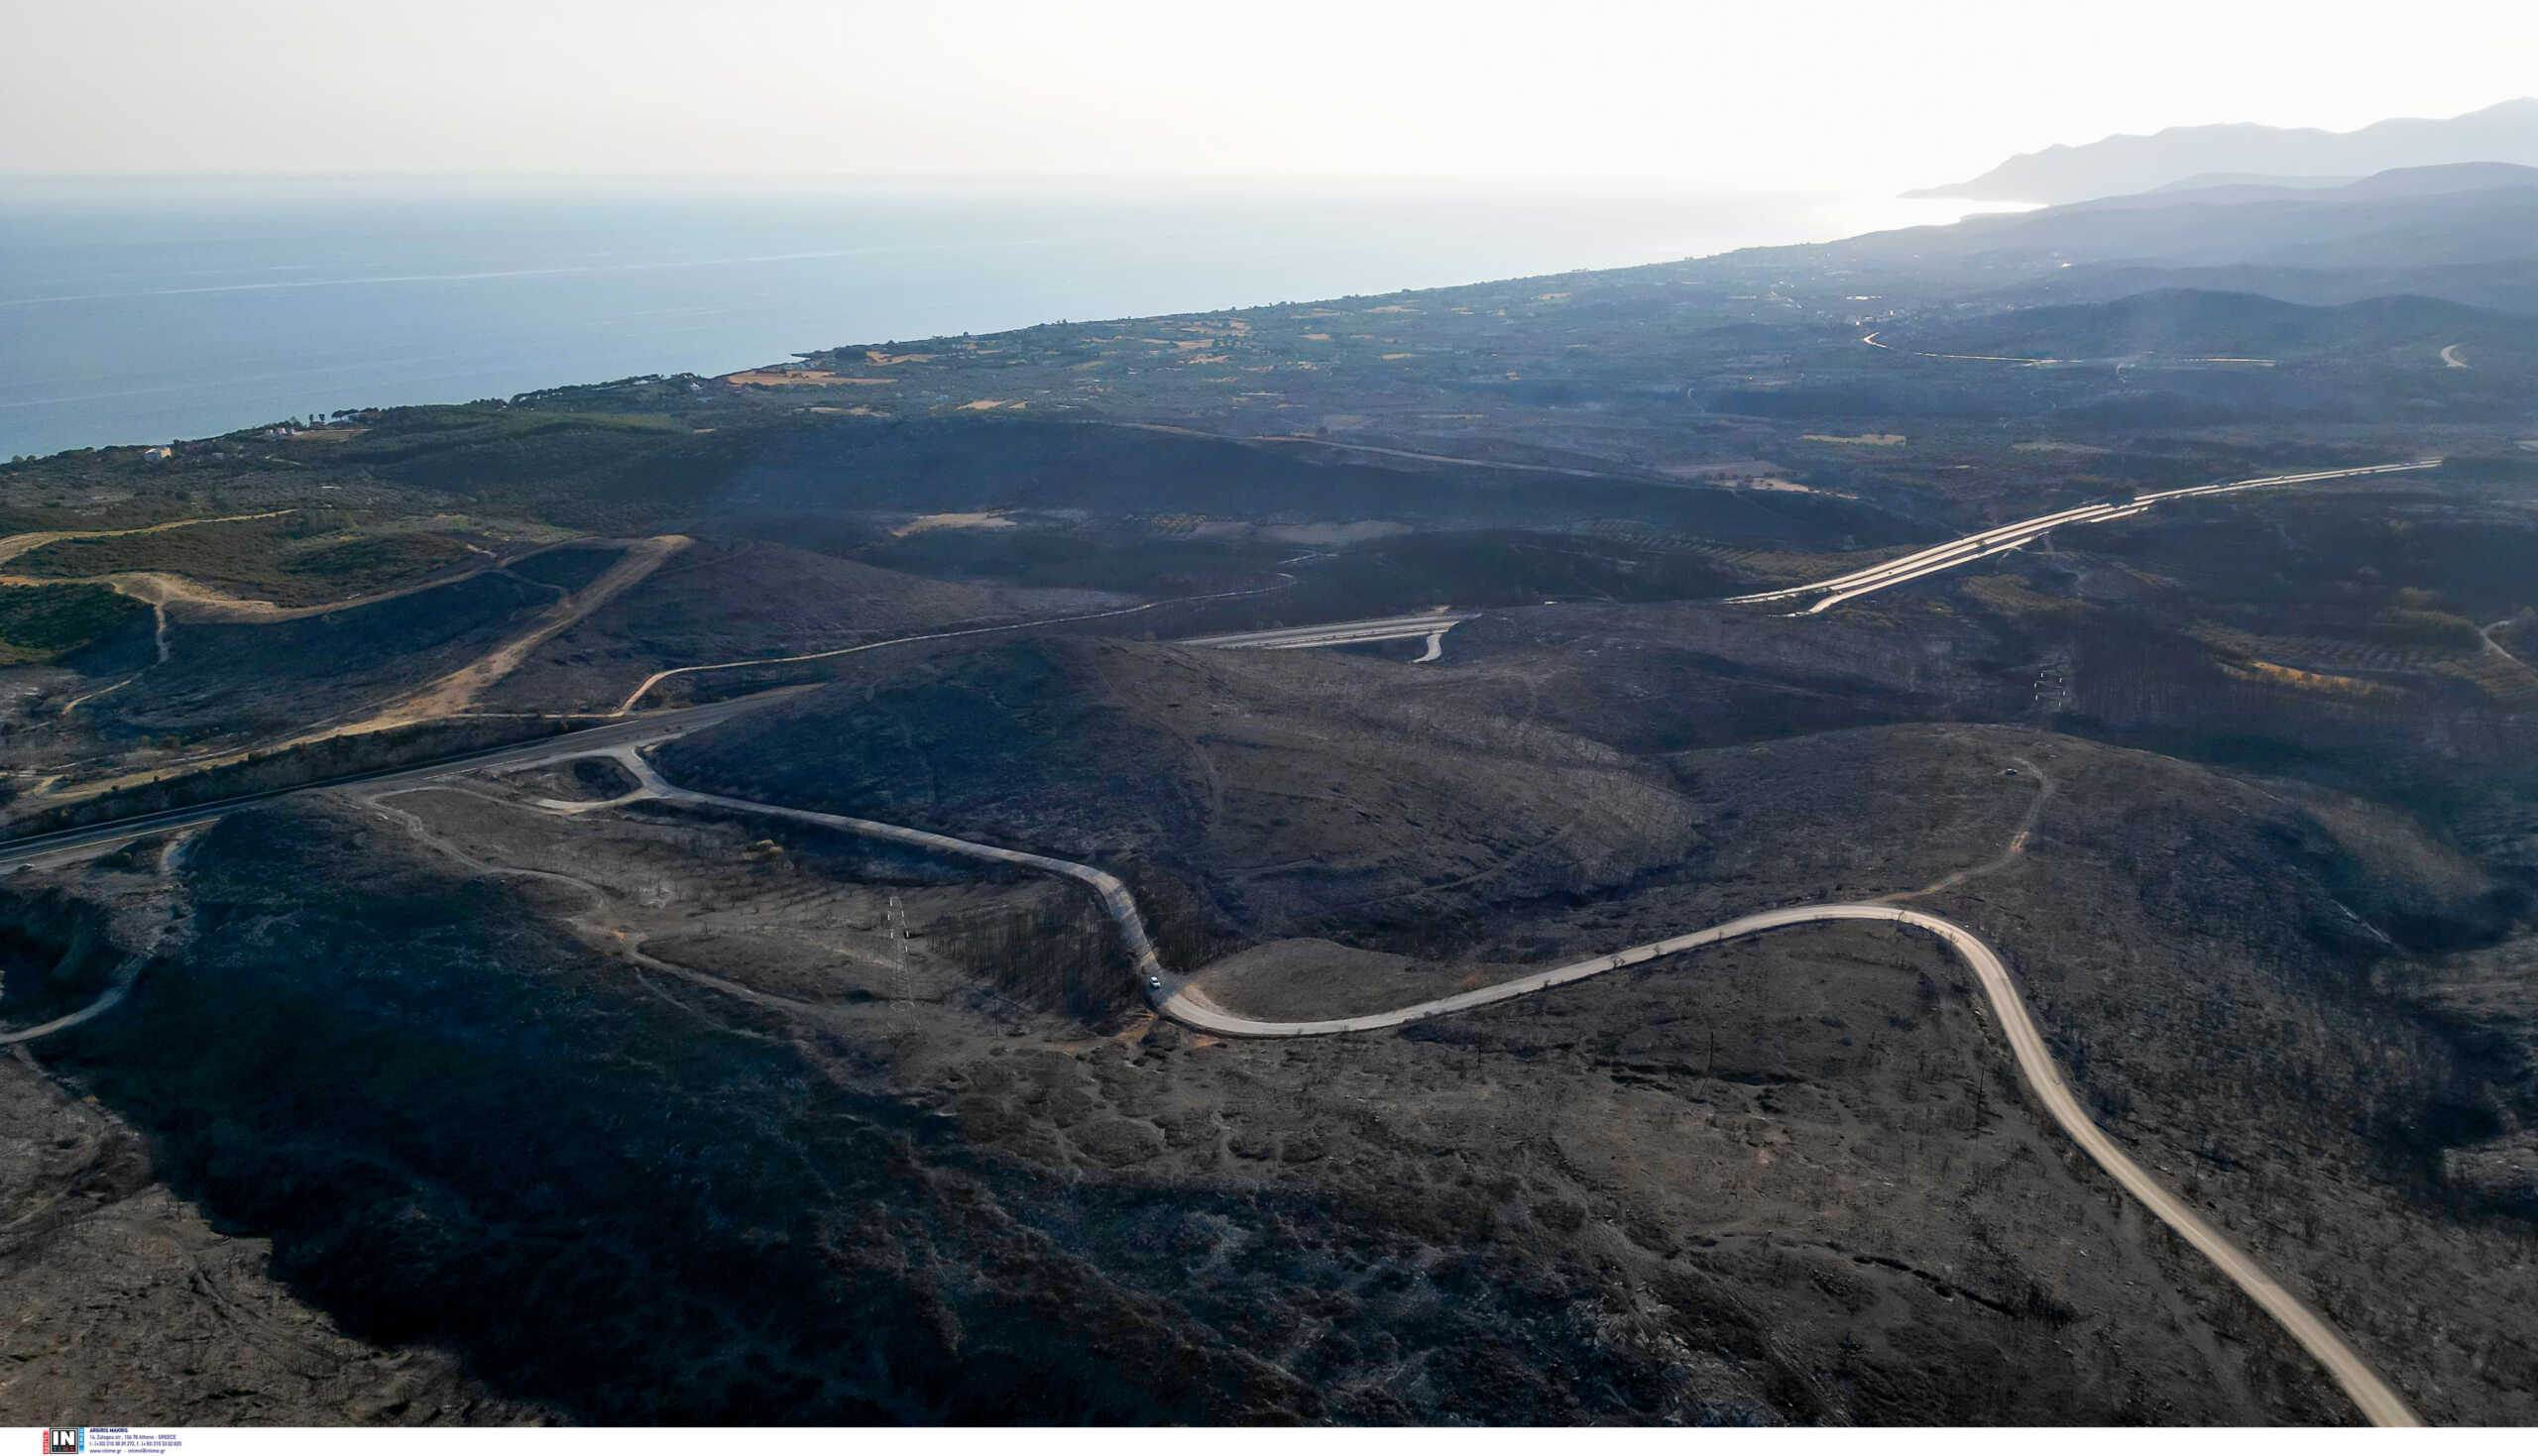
0 583 148 664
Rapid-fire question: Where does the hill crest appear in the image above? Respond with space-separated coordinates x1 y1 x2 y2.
1909 98 2538 203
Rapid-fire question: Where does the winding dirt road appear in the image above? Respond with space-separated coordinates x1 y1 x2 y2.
0 511 560 625
0 499 2437 1423
0 957 143 1046
587 749 2418 1427
0 711 2427 1424
0 509 297 571
372 534 689 725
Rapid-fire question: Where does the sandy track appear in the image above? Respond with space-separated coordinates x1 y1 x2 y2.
14 560 501 624
368 535 689 727
0 509 297 570
1 524 572 630
0 957 144 1046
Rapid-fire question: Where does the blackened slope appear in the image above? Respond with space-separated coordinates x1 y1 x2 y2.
100 570 556 736
720 419 1920 547
655 635 1701 944
37 801 1268 1420
35 799 1705 1423
482 538 1039 712
663 636 1209 856
1917 289 2531 360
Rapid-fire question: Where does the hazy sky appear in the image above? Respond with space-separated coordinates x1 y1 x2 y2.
10 0 2533 191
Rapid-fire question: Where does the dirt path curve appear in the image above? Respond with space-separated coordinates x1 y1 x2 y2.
0 510 297 570
1878 754 2052 902
5 560 517 625
586 747 2419 1428
368 534 688 727
356 785 799 1044
0 509 462 627
2480 612 2531 670
0 514 597 631
0 957 144 1046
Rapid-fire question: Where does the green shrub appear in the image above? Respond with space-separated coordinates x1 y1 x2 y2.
0 583 147 663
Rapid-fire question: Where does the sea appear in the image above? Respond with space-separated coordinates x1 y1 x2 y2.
0 177 1990 459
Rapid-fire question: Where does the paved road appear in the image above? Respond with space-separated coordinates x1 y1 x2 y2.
615 576 1298 714
0 714 2427 1424
1181 611 1474 652
0 709 777 1043
0 598 1459 872
0 496 2438 1422
609 754 1180 990
1171 904 2418 1425
586 758 2415 1426
1730 460 2441 615
0 694 791 873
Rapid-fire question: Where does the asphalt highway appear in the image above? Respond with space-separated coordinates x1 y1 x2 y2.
1729 460 2442 614
1181 611 1475 652
0 479 2445 1423
615 576 1300 714
0 693 794 873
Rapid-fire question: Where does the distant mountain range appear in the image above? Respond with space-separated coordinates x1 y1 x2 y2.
1803 162 2538 315
2067 162 2538 213
1909 97 2538 203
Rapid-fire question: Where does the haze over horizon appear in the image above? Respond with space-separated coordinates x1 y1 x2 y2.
13 0 2538 1436
8 0 2535 195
